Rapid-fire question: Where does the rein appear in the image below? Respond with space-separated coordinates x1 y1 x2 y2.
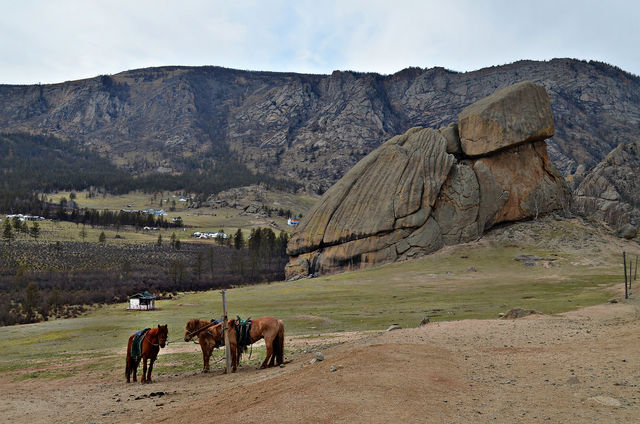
143 330 165 348
185 322 217 340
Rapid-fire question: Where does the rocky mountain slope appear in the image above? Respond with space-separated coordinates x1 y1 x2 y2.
0 59 639 192
286 82 570 278
573 141 640 235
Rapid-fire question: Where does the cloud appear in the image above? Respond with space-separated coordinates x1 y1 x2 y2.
0 0 639 84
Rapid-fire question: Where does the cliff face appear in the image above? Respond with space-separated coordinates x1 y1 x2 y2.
285 82 570 279
572 141 640 237
0 59 639 192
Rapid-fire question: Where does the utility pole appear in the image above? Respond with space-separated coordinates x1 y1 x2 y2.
623 251 628 299
221 290 232 374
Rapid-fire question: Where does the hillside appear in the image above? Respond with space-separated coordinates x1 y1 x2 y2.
1 59 639 193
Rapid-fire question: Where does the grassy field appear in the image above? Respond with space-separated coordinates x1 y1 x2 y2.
47 189 317 237
1 217 636 380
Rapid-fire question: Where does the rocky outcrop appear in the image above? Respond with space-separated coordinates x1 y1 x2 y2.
572 142 640 237
286 82 569 278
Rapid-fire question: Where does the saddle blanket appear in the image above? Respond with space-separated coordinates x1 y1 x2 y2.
131 328 150 359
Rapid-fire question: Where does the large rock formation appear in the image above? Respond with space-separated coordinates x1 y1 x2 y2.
572 142 640 238
286 82 569 279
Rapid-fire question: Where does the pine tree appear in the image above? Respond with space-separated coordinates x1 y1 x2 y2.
2 219 13 244
234 228 244 249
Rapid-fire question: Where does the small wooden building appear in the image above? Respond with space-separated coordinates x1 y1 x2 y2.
128 291 156 310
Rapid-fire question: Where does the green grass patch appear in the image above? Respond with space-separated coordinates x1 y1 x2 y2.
0 234 633 377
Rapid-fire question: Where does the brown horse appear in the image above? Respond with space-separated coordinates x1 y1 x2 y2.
184 318 224 372
125 324 168 383
226 316 284 372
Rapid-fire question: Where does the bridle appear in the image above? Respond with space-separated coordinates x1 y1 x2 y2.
184 322 221 342
144 329 167 348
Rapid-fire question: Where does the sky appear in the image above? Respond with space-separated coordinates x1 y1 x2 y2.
1 0 639 85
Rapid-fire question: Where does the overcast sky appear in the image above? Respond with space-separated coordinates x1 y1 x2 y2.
1 0 639 85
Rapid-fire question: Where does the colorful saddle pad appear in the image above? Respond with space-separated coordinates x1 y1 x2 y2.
131 328 150 358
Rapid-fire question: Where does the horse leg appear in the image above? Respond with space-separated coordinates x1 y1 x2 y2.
230 345 238 373
132 358 140 382
268 333 278 367
261 338 274 369
141 357 148 383
146 357 155 383
202 347 210 373
275 326 285 365
126 354 131 383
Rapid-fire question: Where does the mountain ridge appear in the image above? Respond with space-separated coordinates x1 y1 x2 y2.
1 58 639 193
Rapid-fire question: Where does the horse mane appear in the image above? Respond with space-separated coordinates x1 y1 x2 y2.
186 318 210 331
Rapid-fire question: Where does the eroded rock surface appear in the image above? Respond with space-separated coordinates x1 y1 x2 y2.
573 141 640 237
286 82 569 279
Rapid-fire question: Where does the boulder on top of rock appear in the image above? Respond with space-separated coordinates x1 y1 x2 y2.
286 82 567 279
458 81 554 156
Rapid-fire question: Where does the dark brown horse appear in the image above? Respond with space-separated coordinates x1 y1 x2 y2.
226 316 284 372
184 318 223 372
125 324 168 383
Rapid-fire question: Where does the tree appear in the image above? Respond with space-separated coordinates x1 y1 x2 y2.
30 222 40 240
2 219 13 244
168 259 185 284
207 246 215 279
24 282 40 320
215 229 226 246
121 259 131 280
156 233 163 247
234 228 244 250
98 231 106 244
79 225 87 241
193 252 203 281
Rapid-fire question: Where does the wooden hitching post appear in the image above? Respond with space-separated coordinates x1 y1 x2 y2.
623 251 628 299
221 290 232 374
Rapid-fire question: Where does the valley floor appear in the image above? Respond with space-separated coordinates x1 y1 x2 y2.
2 287 639 423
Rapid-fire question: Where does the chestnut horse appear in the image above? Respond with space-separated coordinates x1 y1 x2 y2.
184 318 224 372
125 324 168 383
226 316 284 372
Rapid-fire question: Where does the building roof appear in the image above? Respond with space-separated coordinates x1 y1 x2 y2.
129 290 156 300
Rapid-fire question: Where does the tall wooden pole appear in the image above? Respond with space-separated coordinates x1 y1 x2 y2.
221 290 232 374
629 260 633 293
623 251 628 299
635 255 638 281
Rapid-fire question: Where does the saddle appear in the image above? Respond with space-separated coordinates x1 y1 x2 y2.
131 328 150 359
234 316 252 347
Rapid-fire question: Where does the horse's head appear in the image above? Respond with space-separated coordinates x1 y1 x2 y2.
157 324 168 348
184 318 199 342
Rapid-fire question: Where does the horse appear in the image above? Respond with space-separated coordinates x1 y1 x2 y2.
125 324 168 383
184 318 224 373
226 316 284 372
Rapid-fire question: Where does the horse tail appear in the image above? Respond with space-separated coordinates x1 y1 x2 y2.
125 335 133 379
275 320 285 365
